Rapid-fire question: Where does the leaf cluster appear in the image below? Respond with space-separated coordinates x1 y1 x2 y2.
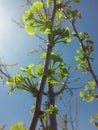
10 122 26 130
75 32 94 73
22 1 51 35
80 80 97 102
41 51 69 85
41 105 58 121
6 64 39 97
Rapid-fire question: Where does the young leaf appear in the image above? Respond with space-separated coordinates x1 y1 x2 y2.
41 53 46 59
48 76 57 85
56 10 62 18
40 27 51 34
46 0 53 8
25 20 36 35
86 96 94 103
30 1 43 13
88 80 95 88
26 64 34 77
22 10 31 21
84 85 88 91
50 52 63 63
30 105 35 114
64 27 71 43
64 37 71 43
10 122 26 130
36 64 43 76
79 91 85 97
90 116 95 123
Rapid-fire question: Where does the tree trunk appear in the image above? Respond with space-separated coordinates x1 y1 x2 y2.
48 83 58 130
29 44 52 130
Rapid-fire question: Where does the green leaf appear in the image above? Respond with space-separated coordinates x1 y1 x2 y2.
79 91 85 97
76 49 81 54
36 64 43 75
40 27 51 34
46 0 53 8
6 79 12 85
48 76 57 85
79 32 83 38
88 80 95 87
86 96 94 103
22 10 31 21
84 85 88 91
26 64 34 77
41 52 63 63
25 20 36 35
90 116 95 123
64 37 71 43
8 90 13 96
20 64 34 77
30 105 35 114
56 10 62 18
20 67 27 72
74 56 80 61
10 122 26 130
27 64 34 69
65 27 70 37
72 10 81 19
63 27 71 43
41 53 46 59
30 1 43 13
50 52 63 63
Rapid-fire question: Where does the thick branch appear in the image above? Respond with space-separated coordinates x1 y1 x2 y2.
48 83 57 130
29 1 57 129
29 44 52 130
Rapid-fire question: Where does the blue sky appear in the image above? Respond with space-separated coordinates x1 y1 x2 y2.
0 0 98 130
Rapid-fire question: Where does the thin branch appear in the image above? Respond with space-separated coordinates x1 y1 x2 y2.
54 81 67 97
71 21 98 87
40 117 46 130
41 0 47 17
35 33 47 43
26 0 32 6
63 10 98 88
0 63 10 84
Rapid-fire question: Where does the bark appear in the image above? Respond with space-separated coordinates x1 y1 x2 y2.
29 44 52 130
48 83 58 130
29 1 57 129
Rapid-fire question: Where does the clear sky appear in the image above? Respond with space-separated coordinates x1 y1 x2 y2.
0 0 98 130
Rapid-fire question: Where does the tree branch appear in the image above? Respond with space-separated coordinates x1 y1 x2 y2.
63 10 98 88
29 44 52 130
54 81 67 97
29 1 57 129
71 21 98 87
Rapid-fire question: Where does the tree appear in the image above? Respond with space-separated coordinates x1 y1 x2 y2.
0 0 98 129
